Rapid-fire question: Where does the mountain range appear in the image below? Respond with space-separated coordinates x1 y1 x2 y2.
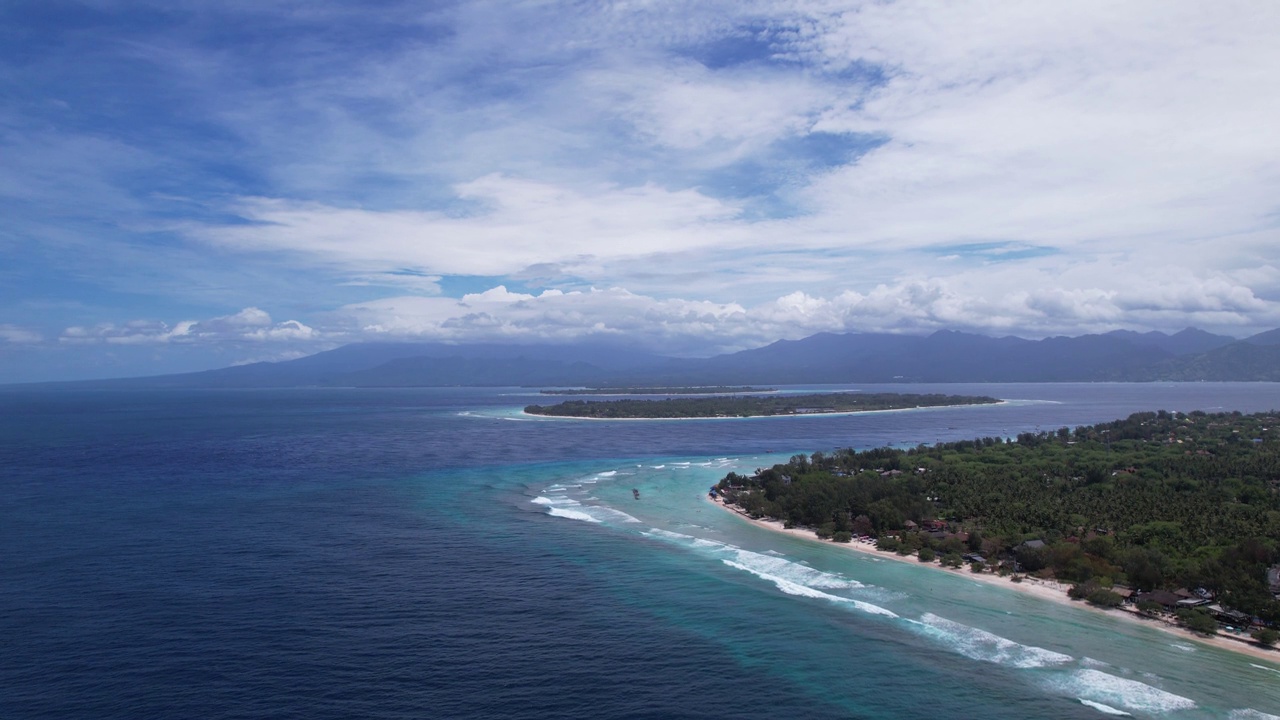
33 326 1280 388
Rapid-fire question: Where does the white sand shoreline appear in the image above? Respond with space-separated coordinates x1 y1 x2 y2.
706 495 1280 664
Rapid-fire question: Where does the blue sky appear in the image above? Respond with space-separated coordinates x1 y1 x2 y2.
3 1 1280 381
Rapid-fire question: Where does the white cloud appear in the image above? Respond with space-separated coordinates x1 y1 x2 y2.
43 272 1280 370
229 349 312 366
789 2 1280 255
583 60 837 158
60 308 318 345
341 272 443 294
0 324 42 344
330 277 1277 354
244 320 317 341
335 286 751 352
193 175 745 277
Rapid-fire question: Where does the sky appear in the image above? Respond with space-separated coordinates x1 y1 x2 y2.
2 1 1280 381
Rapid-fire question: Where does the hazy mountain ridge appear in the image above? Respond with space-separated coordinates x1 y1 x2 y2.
1126 341 1280 382
1103 327 1236 355
640 330 1209 385
22 327 1280 387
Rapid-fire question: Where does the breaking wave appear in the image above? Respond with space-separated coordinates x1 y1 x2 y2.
531 496 601 523
910 613 1072 669
1044 669 1196 714
1231 710 1280 720
721 559 897 617
1078 699 1131 716
638 528 888 616
725 547 865 591
591 506 642 524
531 495 638 524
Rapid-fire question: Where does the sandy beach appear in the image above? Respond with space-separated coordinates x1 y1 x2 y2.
707 495 1280 664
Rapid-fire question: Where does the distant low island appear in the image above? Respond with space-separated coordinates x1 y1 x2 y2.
539 386 774 395
524 392 1000 419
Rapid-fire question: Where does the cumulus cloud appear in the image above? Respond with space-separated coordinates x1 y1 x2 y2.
43 274 1280 366
60 308 317 345
328 277 1276 355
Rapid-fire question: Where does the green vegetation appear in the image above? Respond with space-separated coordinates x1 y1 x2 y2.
525 392 1000 418
1137 600 1163 615
1177 609 1218 636
1068 583 1126 608
539 386 774 395
1087 588 1125 608
715 410 1280 633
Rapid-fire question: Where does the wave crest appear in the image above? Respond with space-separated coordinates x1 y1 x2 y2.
912 613 1072 668
1046 669 1195 714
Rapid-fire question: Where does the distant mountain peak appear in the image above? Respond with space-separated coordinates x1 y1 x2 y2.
1246 328 1280 346
1102 327 1235 356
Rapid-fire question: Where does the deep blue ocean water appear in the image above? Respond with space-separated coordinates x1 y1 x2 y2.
5 383 1280 719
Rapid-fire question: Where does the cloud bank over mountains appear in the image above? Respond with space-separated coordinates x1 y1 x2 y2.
2 1 1279 379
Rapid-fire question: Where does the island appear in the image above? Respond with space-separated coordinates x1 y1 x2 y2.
538 386 774 395
711 410 1280 648
524 392 1000 418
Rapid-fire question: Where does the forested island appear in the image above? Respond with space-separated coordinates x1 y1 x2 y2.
539 386 773 395
714 410 1280 642
524 392 1000 418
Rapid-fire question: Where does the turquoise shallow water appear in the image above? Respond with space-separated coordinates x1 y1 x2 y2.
521 455 1280 719
4 383 1280 718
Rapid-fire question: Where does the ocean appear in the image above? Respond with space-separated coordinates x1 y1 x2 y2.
4 383 1280 719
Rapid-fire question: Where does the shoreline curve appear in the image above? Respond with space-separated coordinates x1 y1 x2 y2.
705 494 1280 665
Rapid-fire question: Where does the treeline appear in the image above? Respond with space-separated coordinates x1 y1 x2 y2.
525 392 1000 418
539 386 773 395
716 410 1280 622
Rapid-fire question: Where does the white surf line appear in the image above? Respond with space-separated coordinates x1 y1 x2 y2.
1043 669 1196 715
561 492 1215 719
1078 699 1131 716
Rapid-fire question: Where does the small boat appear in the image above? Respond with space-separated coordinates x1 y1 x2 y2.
632 488 640 499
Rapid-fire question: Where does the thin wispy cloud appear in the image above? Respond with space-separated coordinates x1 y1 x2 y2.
2 0 1278 380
